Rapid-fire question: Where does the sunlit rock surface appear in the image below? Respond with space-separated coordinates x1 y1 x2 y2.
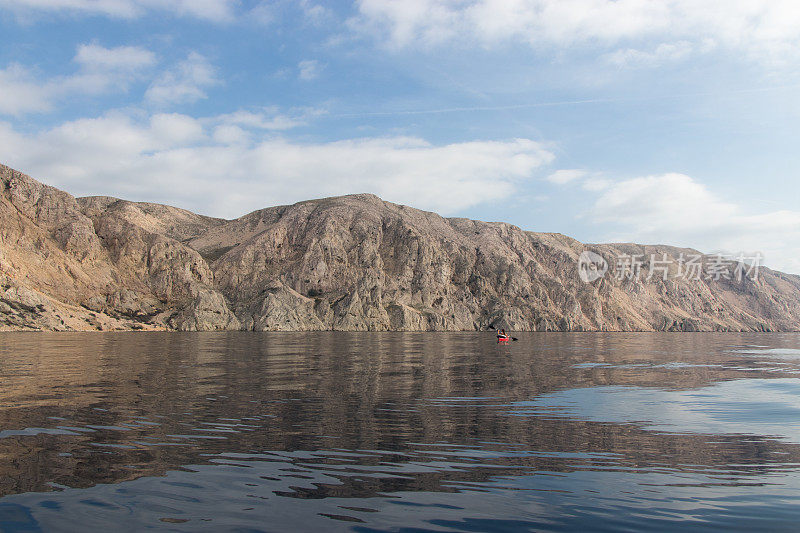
2 163 799 331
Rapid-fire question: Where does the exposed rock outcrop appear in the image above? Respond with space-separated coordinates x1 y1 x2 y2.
1 163 799 331
1 164 236 330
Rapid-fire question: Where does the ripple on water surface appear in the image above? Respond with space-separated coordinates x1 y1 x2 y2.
1 332 800 531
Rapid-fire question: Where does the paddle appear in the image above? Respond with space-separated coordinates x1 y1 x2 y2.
488 324 518 341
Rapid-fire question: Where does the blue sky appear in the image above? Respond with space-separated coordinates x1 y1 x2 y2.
1 0 798 273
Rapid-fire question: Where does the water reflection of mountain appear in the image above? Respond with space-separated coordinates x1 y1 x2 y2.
1 332 800 500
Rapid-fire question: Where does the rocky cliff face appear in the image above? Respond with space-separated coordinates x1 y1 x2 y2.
2 163 799 331
1 164 238 331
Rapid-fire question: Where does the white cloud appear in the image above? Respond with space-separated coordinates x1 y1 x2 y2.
0 46 224 116
0 112 554 219
212 124 249 145
300 0 331 25
145 52 218 106
589 173 800 273
149 113 205 146
160 0 235 22
604 41 694 68
0 64 52 115
248 1 274 25
593 174 735 227
0 0 236 21
297 60 323 81
0 0 139 18
74 43 156 72
212 108 315 131
0 44 156 115
547 169 586 185
581 177 611 191
63 44 157 95
351 0 800 67
547 170 612 195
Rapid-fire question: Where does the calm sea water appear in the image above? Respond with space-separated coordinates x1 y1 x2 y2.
1 332 800 532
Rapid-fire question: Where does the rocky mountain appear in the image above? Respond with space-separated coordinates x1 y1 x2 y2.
2 163 799 332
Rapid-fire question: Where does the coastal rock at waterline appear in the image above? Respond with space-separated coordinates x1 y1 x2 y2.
168 287 242 332
1 164 236 331
2 163 800 332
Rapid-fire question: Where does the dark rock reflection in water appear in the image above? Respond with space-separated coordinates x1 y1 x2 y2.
1 332 800 531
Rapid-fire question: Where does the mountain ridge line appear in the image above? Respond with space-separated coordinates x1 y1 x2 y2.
1 162 798 332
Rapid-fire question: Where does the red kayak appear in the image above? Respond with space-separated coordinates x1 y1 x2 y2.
497 335 510 343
